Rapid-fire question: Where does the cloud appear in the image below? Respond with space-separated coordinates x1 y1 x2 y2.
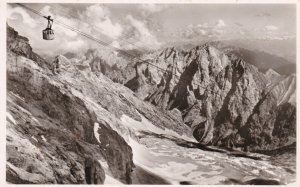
239 30 245 35
182 24 209 38
181 19 228 38
7 5 37 28
38 4 124 55
85 4 109 20
40 5 52 16
177 18 285 42
8 4 163 57
125 15 161 49
65 39 88 53
198 29 207 35
7 4 94 57
82 4 123 38
215 19 226 28
265 25 279 31
139 4 169 16
178 19 251 41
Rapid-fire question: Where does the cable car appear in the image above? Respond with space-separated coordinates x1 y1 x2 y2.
42 16 54 40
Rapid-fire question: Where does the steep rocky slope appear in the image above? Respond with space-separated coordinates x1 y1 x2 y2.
125 44 296 152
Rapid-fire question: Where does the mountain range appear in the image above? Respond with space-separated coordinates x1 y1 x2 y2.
6 25 296 184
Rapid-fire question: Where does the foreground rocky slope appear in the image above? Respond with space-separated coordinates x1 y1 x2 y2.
125 45 296 152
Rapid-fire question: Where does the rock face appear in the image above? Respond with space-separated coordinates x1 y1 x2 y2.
6 25 191 184
6 24 50 70
64 49 136 84
6 54 133 184
125 44 296 151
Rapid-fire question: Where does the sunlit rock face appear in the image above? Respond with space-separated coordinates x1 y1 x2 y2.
126 43 296 151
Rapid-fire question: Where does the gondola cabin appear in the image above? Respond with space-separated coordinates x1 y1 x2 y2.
43 28 54 40
43 15 54 40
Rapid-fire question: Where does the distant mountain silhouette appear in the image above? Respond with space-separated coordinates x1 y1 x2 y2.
230 48 295 75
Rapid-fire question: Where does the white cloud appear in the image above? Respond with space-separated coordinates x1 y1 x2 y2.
7 5 37 28
216 19 226 28
265 25 279 31
65 39 88 53
198 29 207 35
178 19 250 41
9 4 126 57
85 4 109 20
214 29 225 35
202 23 209 28
40 5 52 16
139 4 169 16
83 4 123 38
126 15 161 49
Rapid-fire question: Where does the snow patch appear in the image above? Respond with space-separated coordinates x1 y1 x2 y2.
252 169 259 175
31 136 38 142
104 174 123 184
31 117 40 124
121 114 163 134
127 137 158 167
98 159 123 184
151 161 198 182
121 113 194 142
41 135 47 142
127 137 204 184
6 112 16 125
98 160 109 170
16 105 31 116
93 122 101 143
10 91 25 101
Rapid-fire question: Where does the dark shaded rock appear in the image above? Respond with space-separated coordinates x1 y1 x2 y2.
131 165 170 184
245 178 281 185
84 157 105 184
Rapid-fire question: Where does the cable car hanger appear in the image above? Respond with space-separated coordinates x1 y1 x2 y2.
42 15 54 40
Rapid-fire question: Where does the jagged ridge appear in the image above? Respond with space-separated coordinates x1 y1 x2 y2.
125 43 296 151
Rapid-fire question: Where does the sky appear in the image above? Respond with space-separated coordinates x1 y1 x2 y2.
7 3 296 59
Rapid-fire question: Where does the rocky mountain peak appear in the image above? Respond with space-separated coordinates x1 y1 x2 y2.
265 68 281 81
124 41 295 152
51 54 74 74
7 24 50 69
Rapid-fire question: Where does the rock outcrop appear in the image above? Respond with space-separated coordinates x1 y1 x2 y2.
125 44 296 151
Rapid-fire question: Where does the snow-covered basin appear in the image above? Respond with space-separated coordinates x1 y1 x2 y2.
119 114 296 185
